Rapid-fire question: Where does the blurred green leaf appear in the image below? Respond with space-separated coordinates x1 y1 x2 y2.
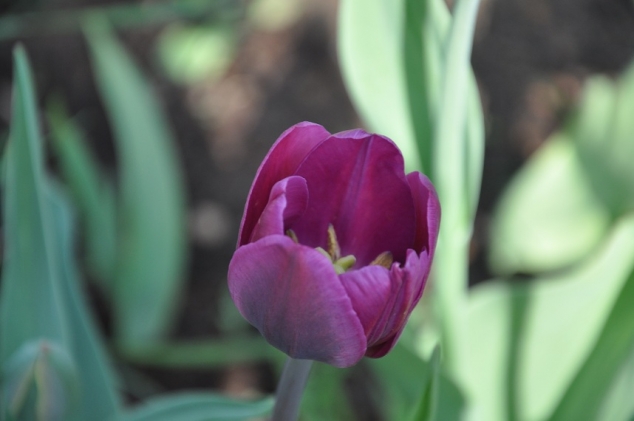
116 394 273 421
466 214 634 421
48 102 118 285
0 45 68 364
45 183 121 420
574 63 634 216
118 336 281 369
372 343 463 421
429 0 481 384
410 347 440 421
489 134 611 275
339 0 419 170
85 21 187 345
2 340 79 421
157 24 236 85
597 347 634 421
301 363 354 421
0 0 244 41
547 253 634 421
338 0 483 183
370 343 432 421
0 46 120 421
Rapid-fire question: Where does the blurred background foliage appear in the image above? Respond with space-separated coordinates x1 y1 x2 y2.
0 0 633 420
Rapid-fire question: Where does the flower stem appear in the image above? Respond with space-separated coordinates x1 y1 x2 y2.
272 358 313 421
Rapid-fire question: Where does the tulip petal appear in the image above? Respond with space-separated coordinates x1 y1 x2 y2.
407 172 441 255
228 235 367 367
364 250 431 358
249 176 308 242
238 122 330 246
292 131 416 266
339 265 392 341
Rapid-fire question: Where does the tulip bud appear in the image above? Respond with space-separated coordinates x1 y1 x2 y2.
2 340 79 421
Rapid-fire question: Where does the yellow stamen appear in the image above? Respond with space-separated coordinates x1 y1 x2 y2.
334 255 356 273
316 247 331 260
286 229 299 243
327 224 341 260
371 251 393 269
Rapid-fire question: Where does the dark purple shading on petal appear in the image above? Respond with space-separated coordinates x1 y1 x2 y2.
292 132 416 266
249 176 308 243
228 235 367 367
238 122 330 247
407 172 441 255
365 250 431 358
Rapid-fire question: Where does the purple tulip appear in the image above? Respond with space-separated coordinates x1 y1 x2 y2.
228 122 440 368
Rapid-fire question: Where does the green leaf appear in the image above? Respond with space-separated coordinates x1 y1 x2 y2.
369 343 433 421
0 45 120 421
2 340 80 421
85 20 187 344
301 363 355 421
338 0 419 170
371 343 464 421
573 63 634 216
547 253 634 420
45 183 121 419
0 45 68 363
429 0 482 381
115 394 273 421
47 101 118 285
117 336 282 369
338 0 483 178
489 134 611 275
410 347 440 421
466 214 634 421
597 348 634 421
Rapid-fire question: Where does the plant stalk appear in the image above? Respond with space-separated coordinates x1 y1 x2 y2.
271 358 313 421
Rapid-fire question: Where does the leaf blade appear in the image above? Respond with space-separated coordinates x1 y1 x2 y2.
85 21 187 344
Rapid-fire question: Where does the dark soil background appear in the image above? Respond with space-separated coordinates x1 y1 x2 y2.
1 0 633 414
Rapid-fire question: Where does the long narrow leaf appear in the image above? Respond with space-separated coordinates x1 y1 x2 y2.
85 20 187 344
431 0 482 380
116 394 273 421
45 183 121 420
48 102 118 285
0 45 68 363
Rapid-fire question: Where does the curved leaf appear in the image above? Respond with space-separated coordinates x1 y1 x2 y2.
85 20 187 344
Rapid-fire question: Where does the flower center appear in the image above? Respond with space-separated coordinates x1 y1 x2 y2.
286 224 394 274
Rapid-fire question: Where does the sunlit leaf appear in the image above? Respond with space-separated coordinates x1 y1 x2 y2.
597 348 634 421
85 20 187 344
573 62 634 216
489 134 611 275
338 0 418 170
466 214 634 421
547 254 634 421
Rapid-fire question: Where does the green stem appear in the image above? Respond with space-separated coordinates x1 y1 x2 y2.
272 358 313 421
